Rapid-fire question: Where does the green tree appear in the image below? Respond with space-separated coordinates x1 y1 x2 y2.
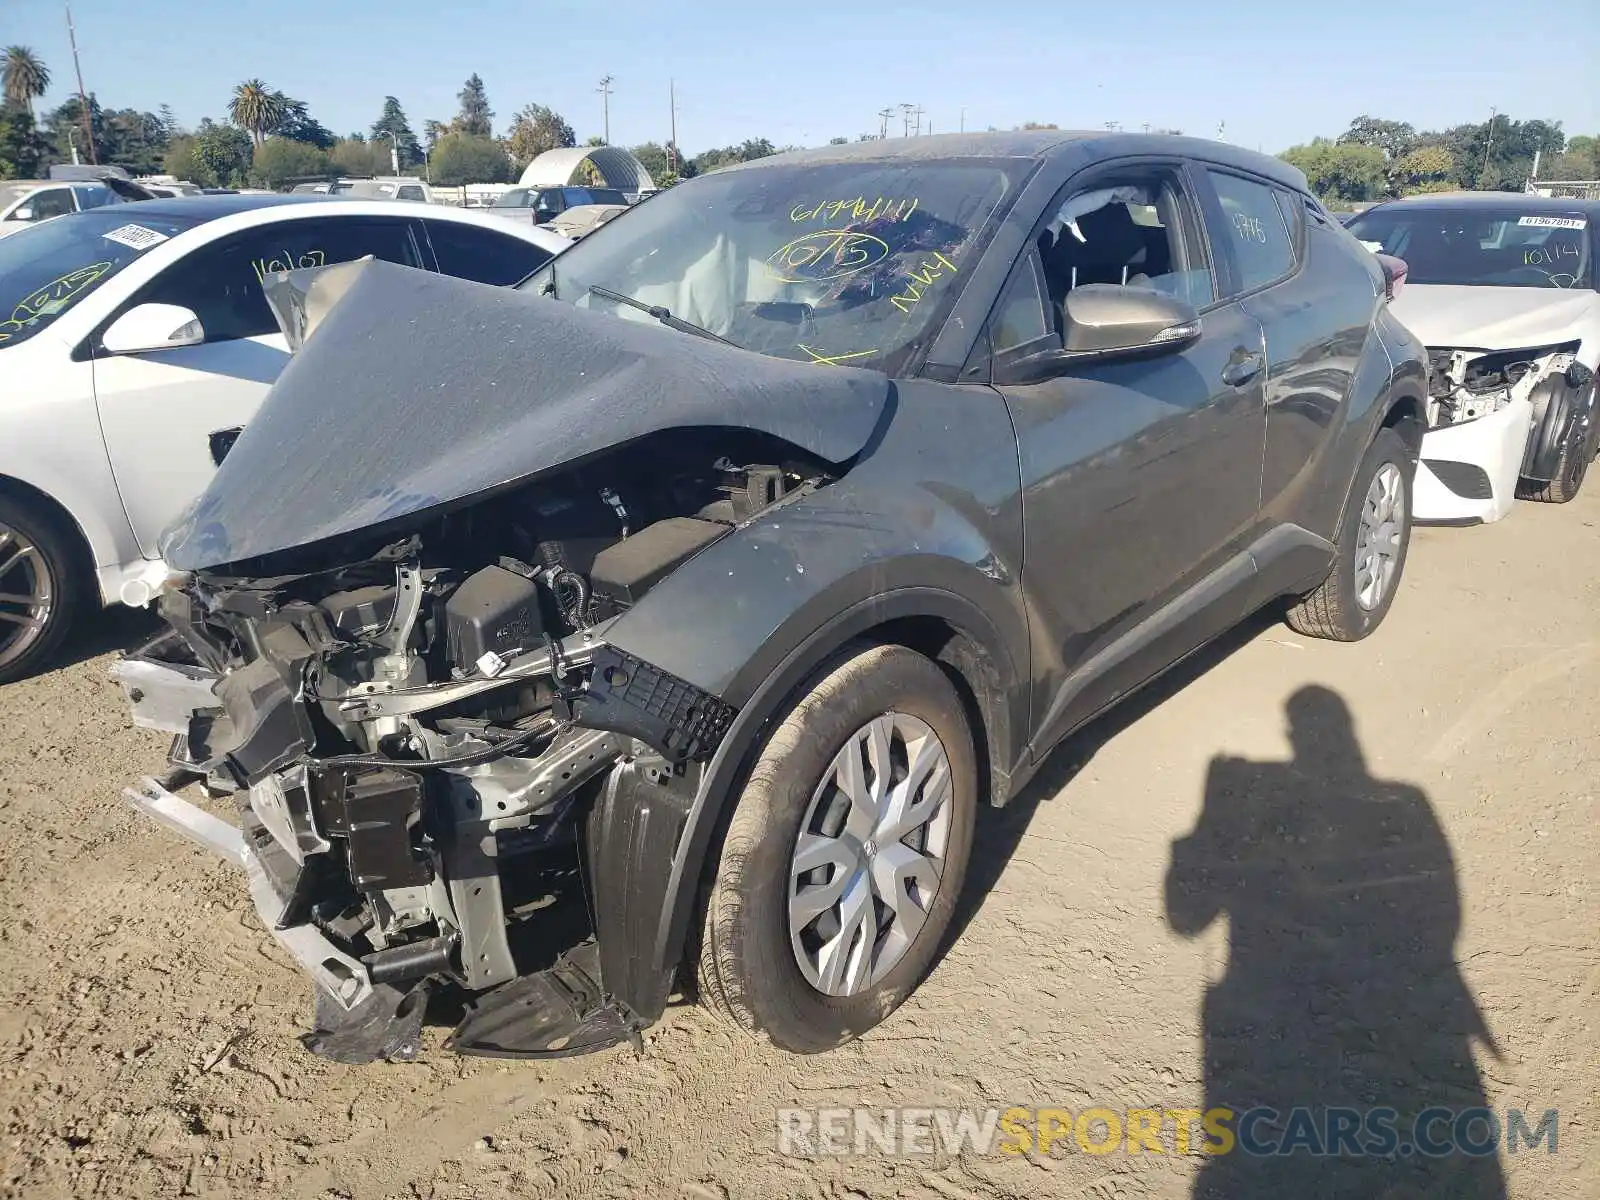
1280 138 1388 203
42 95 104 166
99 108 168 174
456 74 493 137
249 136 334 189
505 104 575 171
428 131 510 186
0 107 50 179
2 46 50 116
628 140 668 181
229 79 285 149
158 104 180 139
1338 116 1417 162
194 118 253 186
1392 145 1456 194
330 135 388 177
1542 134 1597 180
691 138 775 174
370 96 422 168
274 97 334 149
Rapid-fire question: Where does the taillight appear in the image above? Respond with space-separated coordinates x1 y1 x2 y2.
1374 253 1408 301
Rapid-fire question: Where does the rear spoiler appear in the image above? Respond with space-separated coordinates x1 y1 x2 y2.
261 254 384 353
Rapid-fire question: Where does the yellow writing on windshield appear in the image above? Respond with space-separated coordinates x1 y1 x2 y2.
888 251 959 313
0 261 113 345
796 344 876 367
789 196 919 225
251 248 327 285
768 229 890 283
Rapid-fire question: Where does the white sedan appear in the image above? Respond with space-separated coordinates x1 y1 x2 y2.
1349 195 1598 524
0 195 570 682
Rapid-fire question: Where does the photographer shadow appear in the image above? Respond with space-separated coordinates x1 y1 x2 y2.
1166 685 1506 1198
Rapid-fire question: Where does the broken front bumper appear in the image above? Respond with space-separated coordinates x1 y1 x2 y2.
1414 397 1534 525
121 774 378 1012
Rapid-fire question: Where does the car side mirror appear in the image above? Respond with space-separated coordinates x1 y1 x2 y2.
994 284 1201 385
101 303 206 355
12 205 33 221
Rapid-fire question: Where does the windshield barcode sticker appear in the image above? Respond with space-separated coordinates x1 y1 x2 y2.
1517 215 1587 229
102 223 170 250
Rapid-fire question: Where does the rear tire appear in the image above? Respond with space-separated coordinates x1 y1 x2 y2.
0 496 86 686
1286 427 1413 642
1517 383 1597 504
696 642 977 1053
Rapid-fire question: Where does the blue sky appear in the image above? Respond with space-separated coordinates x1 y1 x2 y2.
9 0 1598 153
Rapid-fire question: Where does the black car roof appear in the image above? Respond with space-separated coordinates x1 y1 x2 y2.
718 131 1311 193
1361 191 1600 216
108 193 345 222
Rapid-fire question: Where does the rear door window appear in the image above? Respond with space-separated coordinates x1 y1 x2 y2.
423 219 554 286
1204 170 1296 295
26 188 76 221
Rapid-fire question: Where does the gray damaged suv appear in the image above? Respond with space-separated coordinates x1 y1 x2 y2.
115 132 1428 1064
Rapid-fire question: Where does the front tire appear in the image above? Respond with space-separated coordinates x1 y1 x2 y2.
1286 427 1413 642
0 497 85 686
696 642 977 1052
1517 383 1597 504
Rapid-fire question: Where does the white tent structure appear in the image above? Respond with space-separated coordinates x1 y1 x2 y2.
517 146 655 196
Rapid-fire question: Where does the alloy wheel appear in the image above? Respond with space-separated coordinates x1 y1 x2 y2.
1355 463 1405 611
788 711 953 997
0 522 54 673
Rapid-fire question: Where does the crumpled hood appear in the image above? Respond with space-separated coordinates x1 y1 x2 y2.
1390 284 1599 352
159 259 891 571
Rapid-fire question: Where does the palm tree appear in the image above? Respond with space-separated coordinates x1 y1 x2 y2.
229 79 284 148
2 46 50 116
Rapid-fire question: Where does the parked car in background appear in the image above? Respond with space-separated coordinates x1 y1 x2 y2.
289 178 435 203
331 177 435 203
540 201 630 240
0 180 123 238
1349 193 1598 521
0 195 570 682
113 132 1427 1068
487 185 632 227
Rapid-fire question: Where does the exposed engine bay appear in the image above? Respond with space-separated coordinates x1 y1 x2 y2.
1424 342 1588 430
115 431 825 1063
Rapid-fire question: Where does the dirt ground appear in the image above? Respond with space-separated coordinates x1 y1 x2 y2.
0 489 1594 1200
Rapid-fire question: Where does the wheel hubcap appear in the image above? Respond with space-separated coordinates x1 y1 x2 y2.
0 523 54 672
788 711 953 997
1355 463 1405 611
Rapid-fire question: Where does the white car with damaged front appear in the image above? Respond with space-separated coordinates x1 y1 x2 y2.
0 195 570 684
1349 195 1599 523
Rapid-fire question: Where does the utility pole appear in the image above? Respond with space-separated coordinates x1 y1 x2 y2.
667 78 678 174
878 107 892 139
597 74 614 144
960 107 966 133
900 103 914 138
64 2 98 164
1482 106 1498 181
